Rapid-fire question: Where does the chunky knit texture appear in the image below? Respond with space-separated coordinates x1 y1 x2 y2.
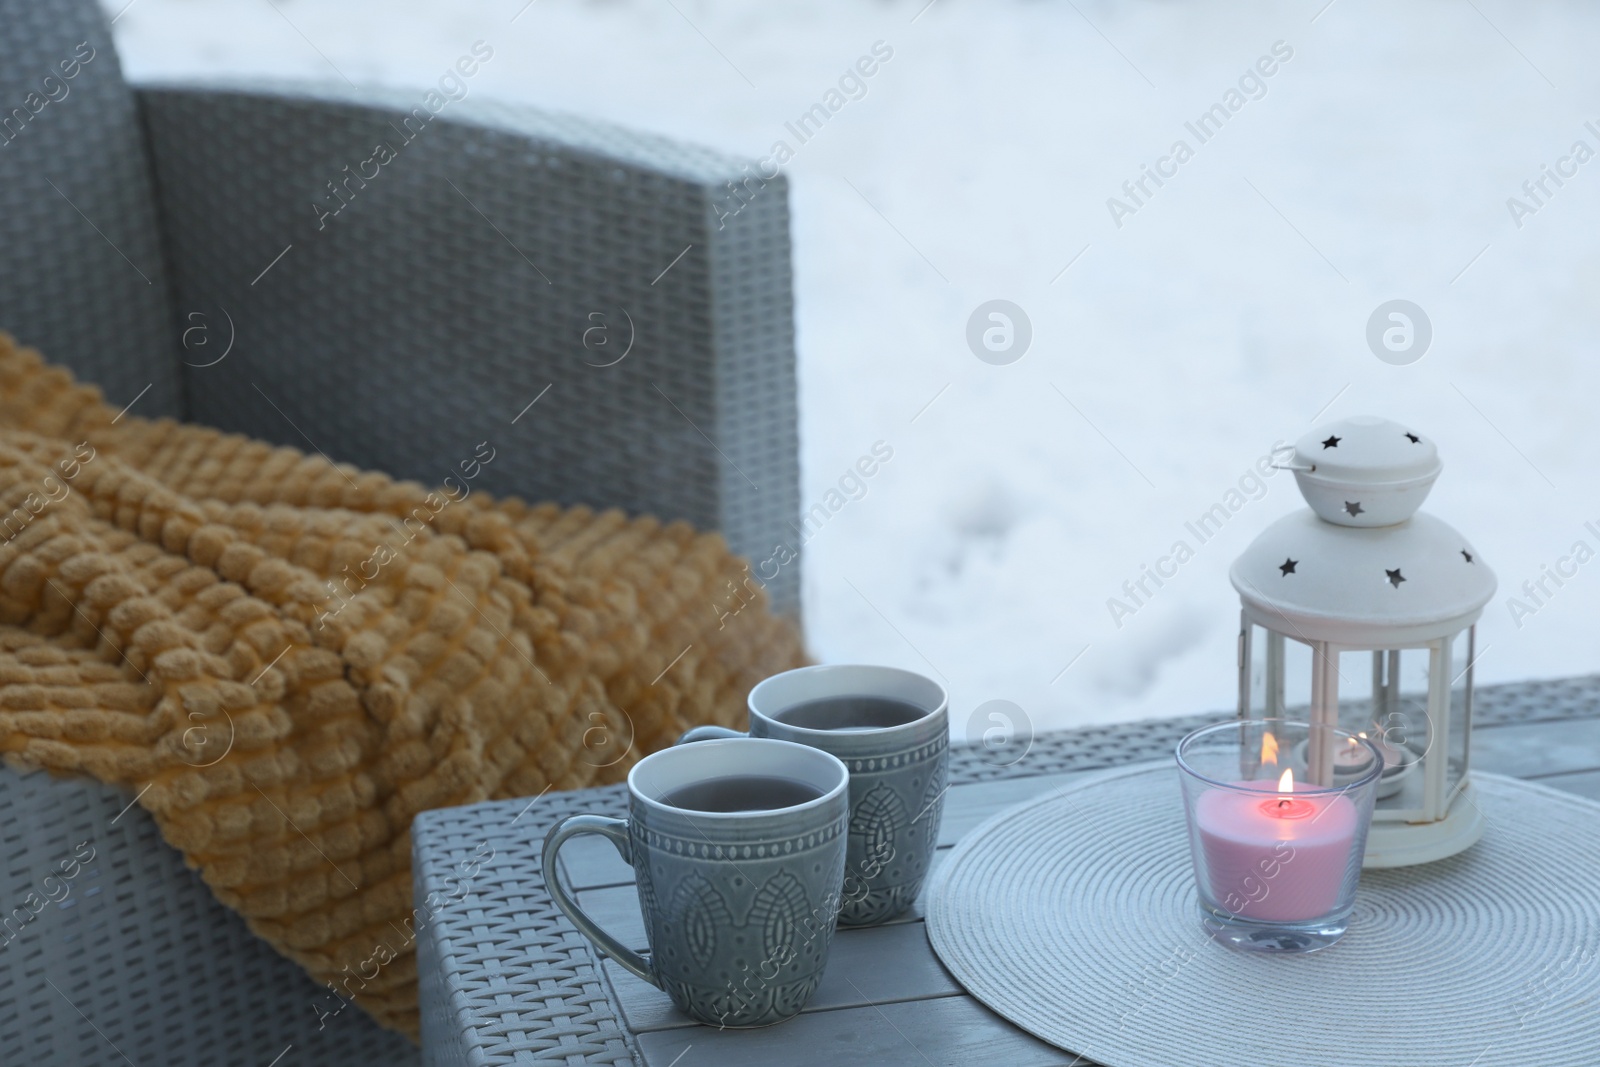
0 336 805 1038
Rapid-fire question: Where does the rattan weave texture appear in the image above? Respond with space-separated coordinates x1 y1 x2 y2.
0 768 416 1065
0 0 183 415
415 788 638 1066
3 2 803 614
139 80 800 617
944 670 1600 784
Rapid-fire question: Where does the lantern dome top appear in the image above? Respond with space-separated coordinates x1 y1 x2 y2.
1235 416 1495 645
1231 511 1495 645
1287 415 1440 527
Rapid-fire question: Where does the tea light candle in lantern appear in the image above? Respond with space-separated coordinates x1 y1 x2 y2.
1359 731 1403 769
1291 731 1416 798
1360 731 1418 800
1332 736 1376 781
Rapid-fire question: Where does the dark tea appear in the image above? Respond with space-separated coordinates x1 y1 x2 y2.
658 774 824 813
772 695 927 732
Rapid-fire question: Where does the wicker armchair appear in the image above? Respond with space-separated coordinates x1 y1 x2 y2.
0 0 799 1061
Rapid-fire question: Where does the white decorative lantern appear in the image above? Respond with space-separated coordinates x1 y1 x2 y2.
1231 415 1496 867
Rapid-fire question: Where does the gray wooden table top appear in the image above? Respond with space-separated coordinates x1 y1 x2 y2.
412 675 1600 1067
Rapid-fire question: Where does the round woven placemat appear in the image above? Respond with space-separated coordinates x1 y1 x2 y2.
926 764 1600 1067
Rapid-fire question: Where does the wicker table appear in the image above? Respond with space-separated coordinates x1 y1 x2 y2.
413 676 1600 1066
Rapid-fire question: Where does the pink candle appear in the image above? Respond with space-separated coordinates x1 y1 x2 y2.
1194 775 1358 922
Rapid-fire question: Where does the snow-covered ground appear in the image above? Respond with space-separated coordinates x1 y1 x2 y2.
109 0 1600 739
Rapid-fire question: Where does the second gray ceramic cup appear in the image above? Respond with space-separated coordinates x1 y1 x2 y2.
681 664 949 926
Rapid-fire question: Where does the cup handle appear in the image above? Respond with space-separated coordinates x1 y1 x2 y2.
676 725 746 745
541 814 656 986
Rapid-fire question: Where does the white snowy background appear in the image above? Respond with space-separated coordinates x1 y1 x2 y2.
107 0 1600 740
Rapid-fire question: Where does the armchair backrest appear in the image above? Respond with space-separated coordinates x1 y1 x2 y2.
141 84 801 614
0 6 800 615
0 0 183 415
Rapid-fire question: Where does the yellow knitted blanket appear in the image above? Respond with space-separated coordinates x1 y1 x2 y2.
0 336 804 1038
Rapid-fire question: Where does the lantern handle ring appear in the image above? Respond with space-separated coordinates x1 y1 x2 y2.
1269 444 1314 472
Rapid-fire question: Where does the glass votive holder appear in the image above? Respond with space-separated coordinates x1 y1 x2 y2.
1176 719 1382 954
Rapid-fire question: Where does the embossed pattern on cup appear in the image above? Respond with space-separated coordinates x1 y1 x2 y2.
631 779 848 1024
543 738 850 1028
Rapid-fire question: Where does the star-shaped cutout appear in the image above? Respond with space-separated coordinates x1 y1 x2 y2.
1322 435 1341 449
1344 501 1364 516
1385 568 1406 588
1280 558 1298 576
1462 549 1474 563
1404 432 1420 443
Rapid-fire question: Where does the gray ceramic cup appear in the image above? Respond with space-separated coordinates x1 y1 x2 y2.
542 737 849 1028
681 665 950 927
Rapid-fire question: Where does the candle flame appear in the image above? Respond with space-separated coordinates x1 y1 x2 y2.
1260 732 1280 766
1278 768 1295 793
